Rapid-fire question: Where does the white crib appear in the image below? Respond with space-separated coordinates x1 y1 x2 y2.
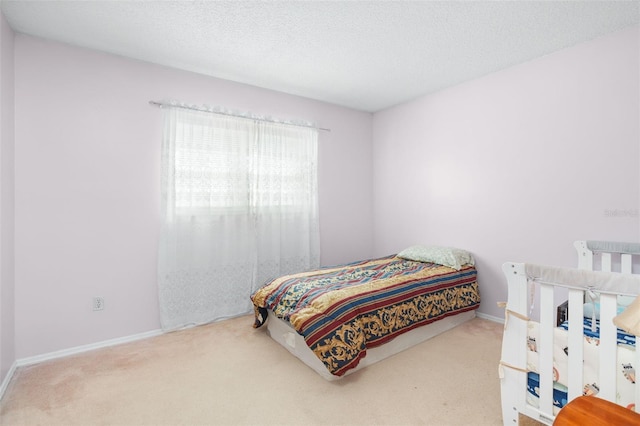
499 241 640 425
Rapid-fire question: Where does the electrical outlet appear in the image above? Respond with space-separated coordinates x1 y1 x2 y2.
93 297 105 311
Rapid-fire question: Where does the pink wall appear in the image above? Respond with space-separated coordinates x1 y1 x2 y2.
13 35 373 359
372 26 640 320
10 22 639 360
0 11 16 384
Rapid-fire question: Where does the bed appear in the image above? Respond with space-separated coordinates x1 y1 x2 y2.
499 240 640 425
251 245 480 380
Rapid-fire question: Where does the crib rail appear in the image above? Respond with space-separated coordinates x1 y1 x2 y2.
500 261 640 425
575 240 640 273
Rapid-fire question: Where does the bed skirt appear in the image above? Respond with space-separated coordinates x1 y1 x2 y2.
266 309 476 380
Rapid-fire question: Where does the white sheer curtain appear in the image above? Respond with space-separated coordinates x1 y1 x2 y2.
158 107 319 331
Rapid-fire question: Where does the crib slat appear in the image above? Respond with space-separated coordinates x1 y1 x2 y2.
567 290 585 402
539 283 555 414
635 345 640 413
599 294 618 402
601 253 612 272
621 253 632 274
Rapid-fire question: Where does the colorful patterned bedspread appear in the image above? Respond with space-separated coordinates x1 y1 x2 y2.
250 255 480 376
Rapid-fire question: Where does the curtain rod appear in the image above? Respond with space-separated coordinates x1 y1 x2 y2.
149 101 330 132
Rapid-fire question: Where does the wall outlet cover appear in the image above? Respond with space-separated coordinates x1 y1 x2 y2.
93 297 105 311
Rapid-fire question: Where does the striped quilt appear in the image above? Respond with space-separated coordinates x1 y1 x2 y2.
251 255 480 376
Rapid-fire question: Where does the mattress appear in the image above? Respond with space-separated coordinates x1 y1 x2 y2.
526 318 637 412
251 254 480 378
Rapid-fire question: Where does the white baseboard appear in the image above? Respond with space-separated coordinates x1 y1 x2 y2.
0 361 17 402
1 329 162 401
16 329 163 368
476 311 505 324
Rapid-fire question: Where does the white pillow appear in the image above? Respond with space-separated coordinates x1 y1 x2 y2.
397 245 475 270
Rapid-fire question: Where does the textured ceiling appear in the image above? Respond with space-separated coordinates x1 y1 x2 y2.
1 1 639 112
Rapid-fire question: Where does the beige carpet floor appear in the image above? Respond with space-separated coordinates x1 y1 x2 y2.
0 316 537 426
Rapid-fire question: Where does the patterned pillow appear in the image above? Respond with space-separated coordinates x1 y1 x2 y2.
397 245 475 270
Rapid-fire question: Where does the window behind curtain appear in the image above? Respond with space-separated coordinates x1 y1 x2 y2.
158 107 320 331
